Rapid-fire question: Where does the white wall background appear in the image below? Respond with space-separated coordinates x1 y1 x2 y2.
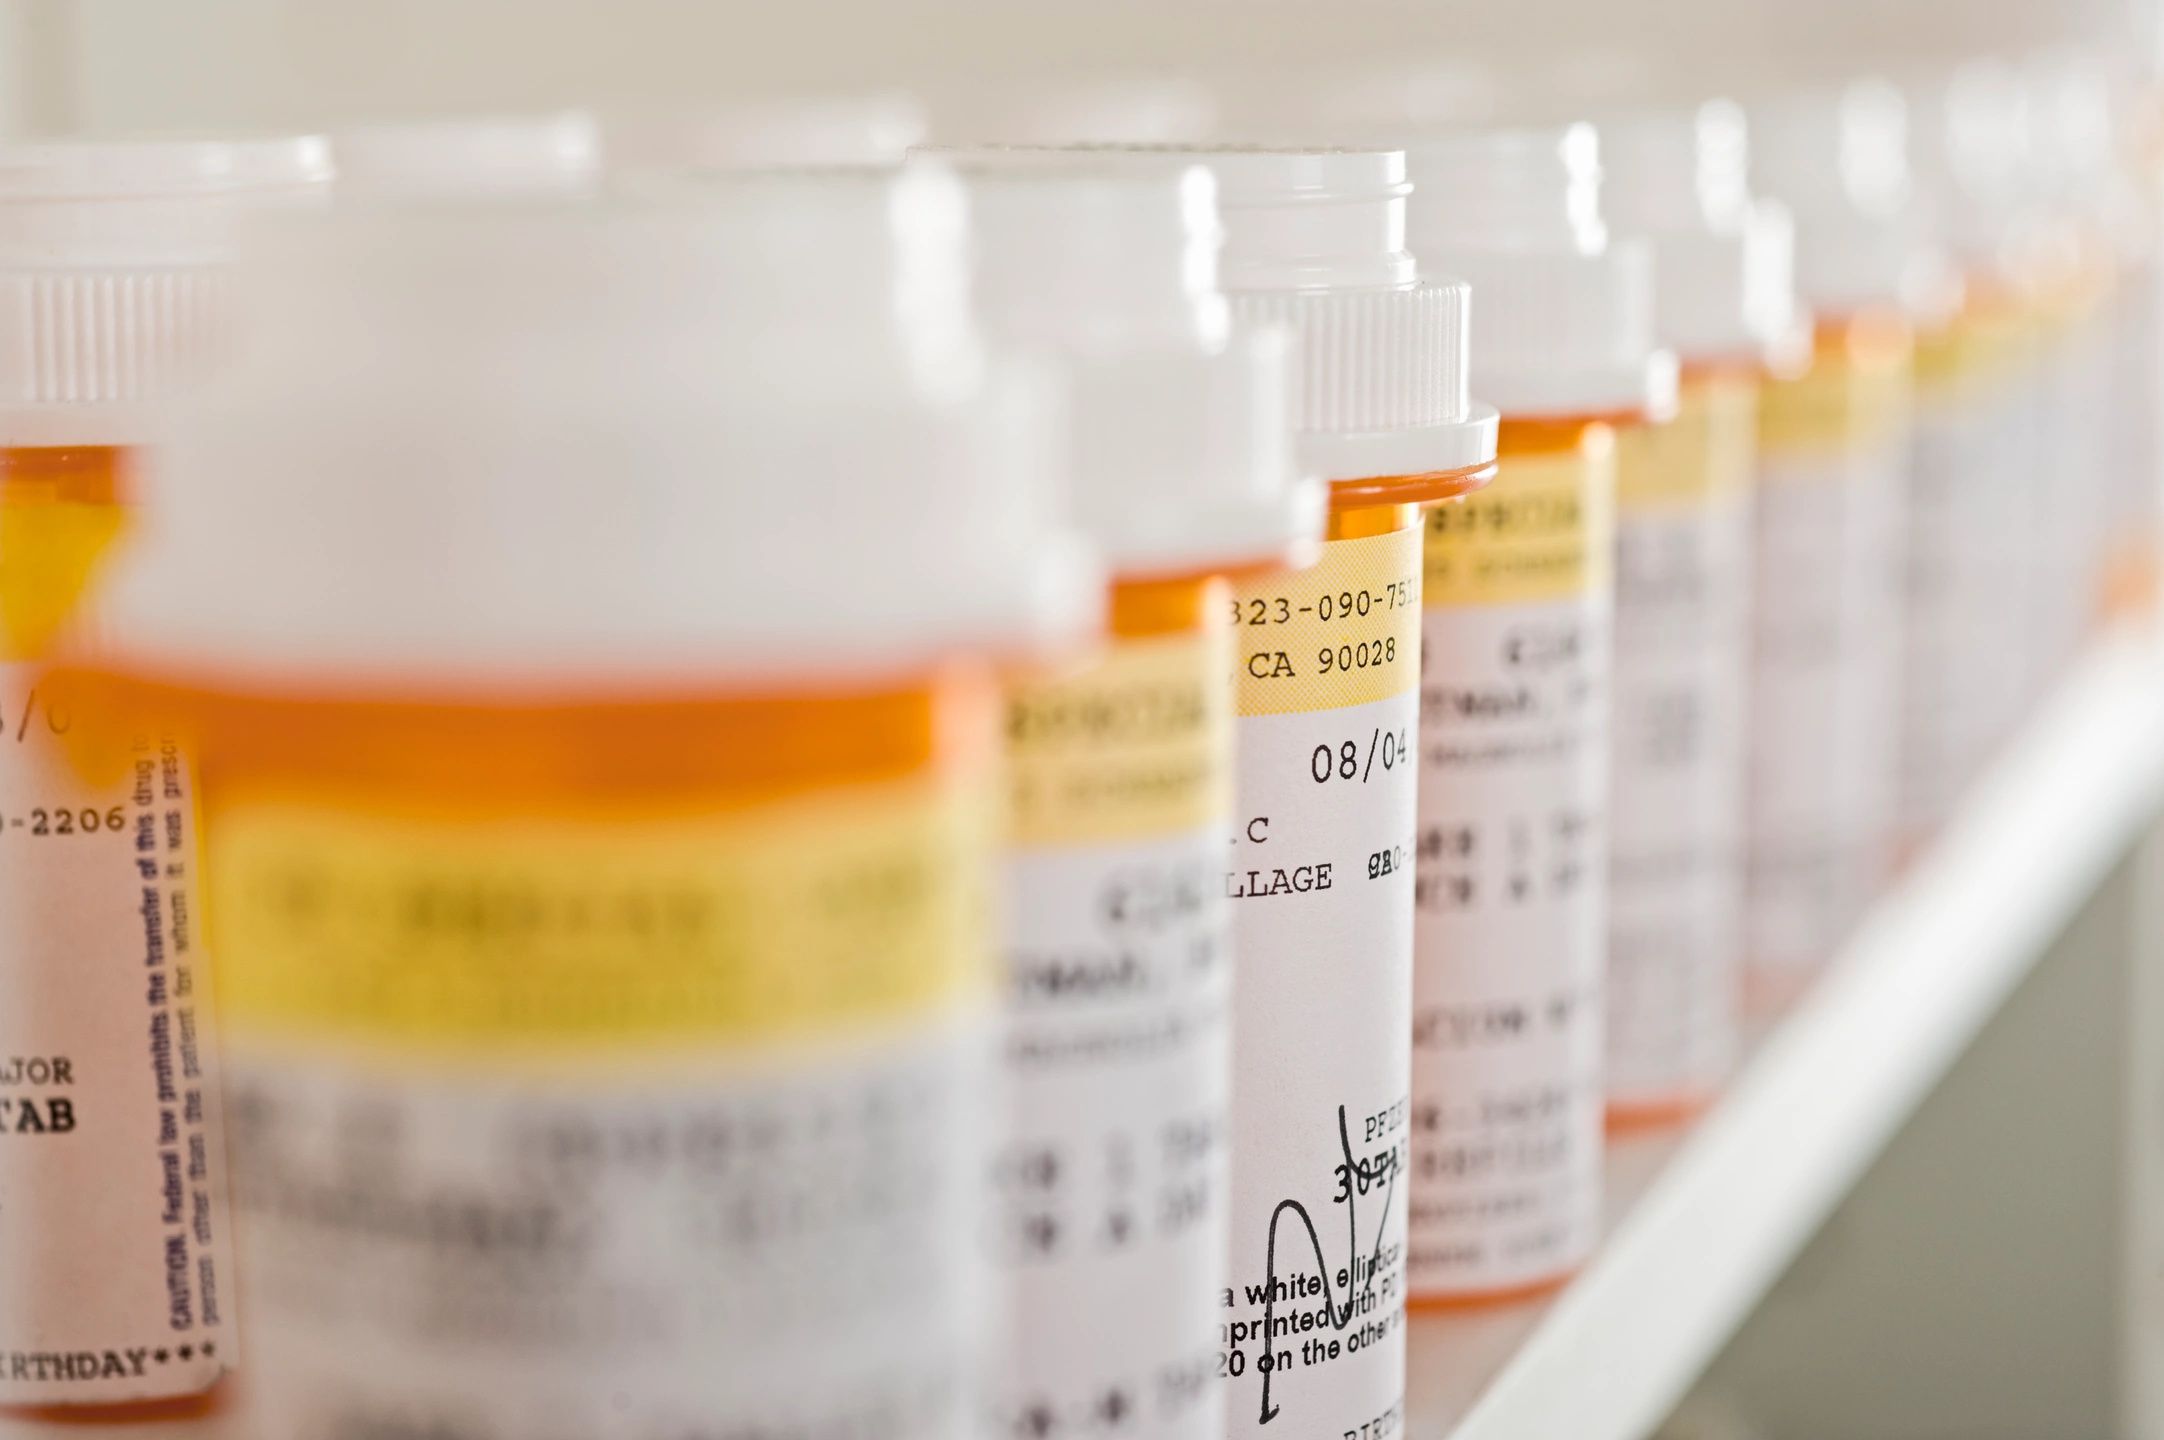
0 0 2147 137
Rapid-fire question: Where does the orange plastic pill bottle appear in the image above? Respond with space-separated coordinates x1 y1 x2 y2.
1398 121 1676 1304
2020 53 2150 636
1901 62 2063 846
56 173 1093 1439
938 157 1324 1440
2102 62 2164 614
1741 80 1927 1007
1595 102 1807 1124
1078 143 1497 1440
0 135 329 1438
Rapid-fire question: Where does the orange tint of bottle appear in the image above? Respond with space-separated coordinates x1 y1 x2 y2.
1605 1090 1714 1133
2102 546 2163 617
1326 462 1495 541
1 1392 230 1430
88 670 991 824
0 446 126 504
1108 570 1221 642
1318 464 1499 581
0 447 128 655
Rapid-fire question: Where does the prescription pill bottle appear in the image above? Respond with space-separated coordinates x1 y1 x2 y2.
0 136 328 1437
1901 62 2058 846
1900 290 2031 840
1743 80 1924 1007
1597 100 1805 1123
2105 65 2164 615
1747 321 1911 1000
2020 235 2113 689
56 174 1096 1439
1079 143 1496 1440
2024 52 2146 642
330 111 599 197
936 155 1323 1440
1397 123 1674 1303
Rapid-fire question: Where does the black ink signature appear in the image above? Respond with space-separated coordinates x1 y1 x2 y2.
1256 1105 1401 1425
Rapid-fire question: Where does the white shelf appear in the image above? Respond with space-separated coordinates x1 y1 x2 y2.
1407 621 2164 1440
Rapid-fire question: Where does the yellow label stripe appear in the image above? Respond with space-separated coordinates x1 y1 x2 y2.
1231 525 1422 717
1913 302 2047 407
1759 346 1912 458
1007 626 1230 848
1424 442 1613 608
1614 373 1759 511
210 777 988 1055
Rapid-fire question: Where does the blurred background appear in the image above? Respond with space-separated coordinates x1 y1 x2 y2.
0 0 2139 137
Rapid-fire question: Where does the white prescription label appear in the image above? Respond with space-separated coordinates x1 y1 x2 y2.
204 777 991 1440
1409 442 1612 1296
1607 379 1756 1113
1223 524 1417 1440
0 665 232 1405
1900 315 2034 842
2107 259 2164 585
1747 345 1908 1000
997 626 1231 1440
2032 291 2115 682
224 1037 981 1440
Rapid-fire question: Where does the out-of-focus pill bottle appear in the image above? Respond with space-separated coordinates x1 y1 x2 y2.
56 171 1094 1440
932 150 1322 1440
1596 100 1805 1125
0 132 328 1440
1399 120 1675 1300
1742 78 1929 1006
1074 141 1498 1440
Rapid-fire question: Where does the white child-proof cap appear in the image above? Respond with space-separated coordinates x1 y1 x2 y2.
333 111 600 196
96 168 1097 694
219 133 339 202
1748 78 1958 324
1402 123 1677 422
924 153 1322 576
1599 99 1808 369
1905 59 2041 290
2021 49 2145 266
603 93 927 170
0 134 332 448
1062 145 1497 483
